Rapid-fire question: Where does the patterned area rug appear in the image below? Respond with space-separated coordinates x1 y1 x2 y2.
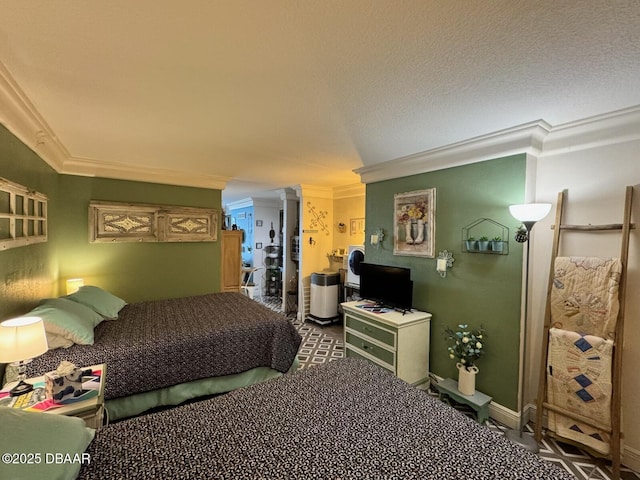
258 296 639 480
258 295 344 370
294 322 344 369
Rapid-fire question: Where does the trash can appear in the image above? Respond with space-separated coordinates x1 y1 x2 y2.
308 271 340 325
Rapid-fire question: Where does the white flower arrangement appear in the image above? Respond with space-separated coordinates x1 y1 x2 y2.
444 324 486 371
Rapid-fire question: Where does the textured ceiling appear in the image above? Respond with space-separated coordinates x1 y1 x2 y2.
1 1 639 203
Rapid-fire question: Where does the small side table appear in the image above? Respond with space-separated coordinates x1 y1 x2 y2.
433 377 492 424
0 364 106 429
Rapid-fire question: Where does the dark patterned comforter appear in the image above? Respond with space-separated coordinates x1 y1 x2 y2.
79 358 574 480
27 293 301 400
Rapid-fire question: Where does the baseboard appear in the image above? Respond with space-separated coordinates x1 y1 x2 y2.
622 446 640 473
487 401 519 430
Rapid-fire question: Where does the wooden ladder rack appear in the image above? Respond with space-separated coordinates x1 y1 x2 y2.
534 186 634 480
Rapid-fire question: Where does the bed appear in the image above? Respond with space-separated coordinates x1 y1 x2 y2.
54 358 571 480
4 291 301 421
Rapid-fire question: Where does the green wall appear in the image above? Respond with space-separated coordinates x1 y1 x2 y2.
0 124 223 315
364 155 526 409
0 125 59 319
55 176 222 303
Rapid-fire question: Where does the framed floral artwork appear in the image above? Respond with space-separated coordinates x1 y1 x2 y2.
393 188 436 257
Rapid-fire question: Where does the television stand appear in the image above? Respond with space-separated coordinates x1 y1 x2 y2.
341 301 432 387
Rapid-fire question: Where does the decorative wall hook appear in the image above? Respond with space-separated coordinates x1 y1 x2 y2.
436 250 455 278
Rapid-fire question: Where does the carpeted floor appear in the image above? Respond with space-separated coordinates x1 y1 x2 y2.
258 295 640 480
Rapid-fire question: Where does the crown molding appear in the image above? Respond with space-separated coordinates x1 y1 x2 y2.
355 120 551 184
225 196 282 211
252 198 283 208
541 104 640 157
0 61 69 171
333 183 365 199
225 198 254 210
280 187 299 201
296 184 334 199
62 156 229 190
0 61 228 191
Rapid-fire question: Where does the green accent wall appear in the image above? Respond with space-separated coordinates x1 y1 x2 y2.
0 125 59 319
364 155 526 409
0 124 223 318
55 175 221 302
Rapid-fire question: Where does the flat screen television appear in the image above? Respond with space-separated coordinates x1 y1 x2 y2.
359 262 413 311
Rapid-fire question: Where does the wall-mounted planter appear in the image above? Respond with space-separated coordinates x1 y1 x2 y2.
465 239 478 251
462 218 509 255
490 240 505 253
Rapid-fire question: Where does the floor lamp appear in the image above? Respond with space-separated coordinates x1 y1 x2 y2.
505 203 551 452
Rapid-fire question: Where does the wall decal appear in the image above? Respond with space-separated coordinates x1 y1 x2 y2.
306 201 330 235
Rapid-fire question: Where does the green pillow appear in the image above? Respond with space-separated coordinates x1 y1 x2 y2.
40 297 104 328
0 408 94 480
66 285 127 320
29 303 95 348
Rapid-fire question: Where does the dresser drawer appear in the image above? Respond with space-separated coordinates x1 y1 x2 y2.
345 347 394 373
345 332 395 366
345 315 395 347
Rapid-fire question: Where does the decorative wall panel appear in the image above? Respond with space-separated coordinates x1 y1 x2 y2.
89 201 218 243
0 177 47 250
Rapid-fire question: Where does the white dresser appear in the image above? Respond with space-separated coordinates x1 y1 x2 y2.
341 301 431 387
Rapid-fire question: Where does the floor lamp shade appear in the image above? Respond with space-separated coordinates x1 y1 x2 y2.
509 203 552 225
0 316 48 363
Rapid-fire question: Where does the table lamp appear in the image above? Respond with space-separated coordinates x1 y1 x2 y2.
66 277 85 295
0 316 49 397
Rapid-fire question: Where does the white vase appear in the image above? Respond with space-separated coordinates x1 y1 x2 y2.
405 221 414 244
457 362 479 396
414 219 424 244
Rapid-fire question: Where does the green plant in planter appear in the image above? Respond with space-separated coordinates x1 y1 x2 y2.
444 324 487 369
490 235 504 253
465 236 477 251
477 235 490 251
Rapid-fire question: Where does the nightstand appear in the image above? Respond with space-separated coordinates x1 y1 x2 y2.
0 364 106 429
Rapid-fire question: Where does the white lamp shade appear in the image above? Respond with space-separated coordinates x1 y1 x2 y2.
509 203 552 222
0 316 48 363
66 278 85 295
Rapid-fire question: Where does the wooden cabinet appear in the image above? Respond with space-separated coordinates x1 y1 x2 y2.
221 230 242 292
342 301 431 387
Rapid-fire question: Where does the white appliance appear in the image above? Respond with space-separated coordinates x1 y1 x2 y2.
309 271 340 325
346 245 365 287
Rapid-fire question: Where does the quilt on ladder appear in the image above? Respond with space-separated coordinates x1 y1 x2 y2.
550 256 621 339
547 327 613 455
